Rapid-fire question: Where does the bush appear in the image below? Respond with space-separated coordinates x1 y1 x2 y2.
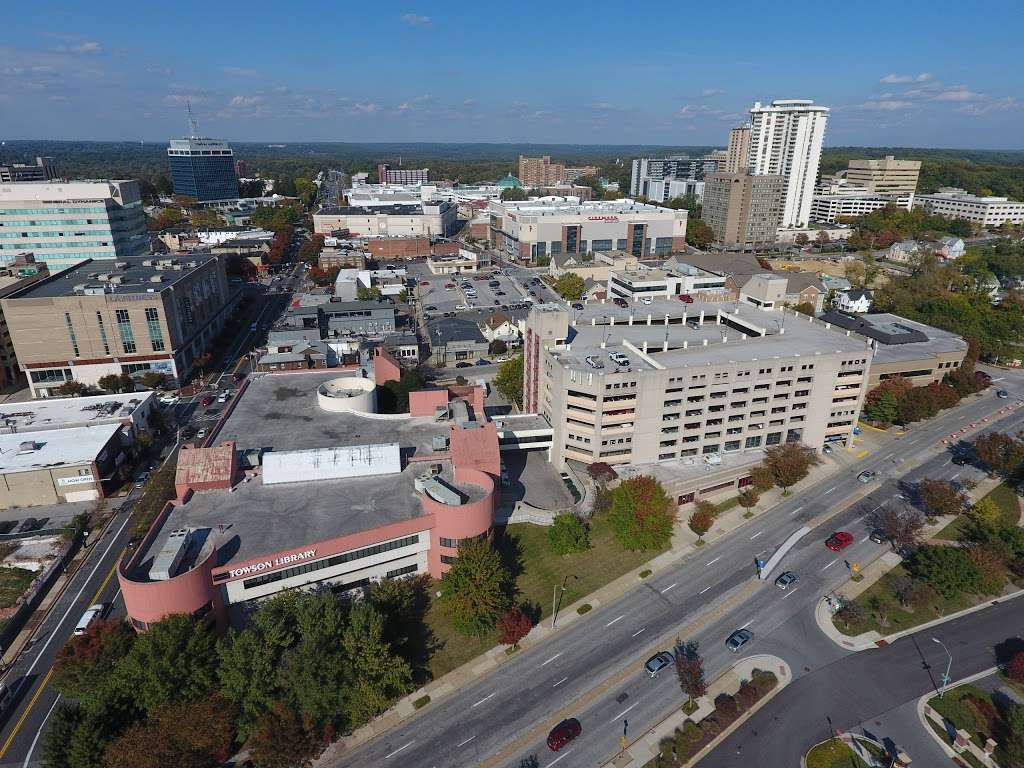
639 569 652 579
736 681 758 710
413 695 430 709
497 608 533 647
907 545 984 599
714 693 739 721
548 514 590 555
587 462 617 484
1007 651 1024 684
751 669 778 695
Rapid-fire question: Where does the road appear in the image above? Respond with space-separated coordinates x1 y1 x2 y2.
701 597 1024 767
331 378 1024 768
0 267 302 767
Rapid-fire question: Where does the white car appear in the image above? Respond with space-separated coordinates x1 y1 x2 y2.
640 296 653 305
74 603 105 636
455 304 470 310
159 395 179 406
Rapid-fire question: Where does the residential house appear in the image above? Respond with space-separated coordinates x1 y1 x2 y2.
820 274 852 293
581 277 606 302
782 272 827 313
426 317 489 366
480 312 520 343
936 237 965 261
888 240 920 262
835 289 873 313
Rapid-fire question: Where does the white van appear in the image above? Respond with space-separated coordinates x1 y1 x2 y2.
73 603 105 636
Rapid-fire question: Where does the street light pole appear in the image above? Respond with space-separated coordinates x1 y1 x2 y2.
550 574 577 630
932 637 952 697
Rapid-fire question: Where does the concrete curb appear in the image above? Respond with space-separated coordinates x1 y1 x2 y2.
916 666 999 763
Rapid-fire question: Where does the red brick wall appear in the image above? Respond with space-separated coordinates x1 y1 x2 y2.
365 237 431 259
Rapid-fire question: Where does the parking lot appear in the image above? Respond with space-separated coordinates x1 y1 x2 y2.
411 262 534 319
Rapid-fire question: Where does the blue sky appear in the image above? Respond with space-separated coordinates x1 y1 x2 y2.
1 1 1022 148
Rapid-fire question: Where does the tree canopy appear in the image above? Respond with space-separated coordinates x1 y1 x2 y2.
607 475 676 551
555 272 586 301
439 538 512 637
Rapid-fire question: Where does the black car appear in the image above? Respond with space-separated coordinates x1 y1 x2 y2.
0 521 16 535
951 454 969 466
455 362 473 368
18 517 39 533
425 305 437 312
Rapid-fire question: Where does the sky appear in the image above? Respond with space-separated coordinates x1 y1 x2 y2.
1 1 1022 149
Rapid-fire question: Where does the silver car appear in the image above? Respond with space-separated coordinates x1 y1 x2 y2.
857 470 877 483
726 629 753 653
774 571 799 590
644 651 675 678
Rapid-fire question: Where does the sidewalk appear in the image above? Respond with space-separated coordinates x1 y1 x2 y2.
600 654 792 768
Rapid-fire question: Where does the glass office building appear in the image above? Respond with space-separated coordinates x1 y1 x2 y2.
167 137 239 202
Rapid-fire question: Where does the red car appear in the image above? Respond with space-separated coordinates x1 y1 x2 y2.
200 395 214 407
678 293 694 303
547 718 582 751
419 281 430 286
613 297 628 308
825 531 854 551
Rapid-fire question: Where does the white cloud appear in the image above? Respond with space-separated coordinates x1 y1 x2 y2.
858 99 913 111
702 88 726 97
880 72 931 84
228 95 263 108
957 97 1020 115
53 41 103 55
351 102 380 114
677 104 724 119
932 86 982 102
163 92 211 106
400 13 431 26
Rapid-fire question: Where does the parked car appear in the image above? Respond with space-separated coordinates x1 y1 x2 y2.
644 651 675 678
825 531 854 551
425 305 437 312
195 427 208 440
475 359 491 366
547 718 582 751
774 571 799 590
201 395 214 407
869 529 888 544
725 629 753 653
585 355 604 370
571 302 584 310
159 394 179 406
134 471 150 489
678 293 694 303
822 444 833 455
0 521 16 535
17 517 39 533
640 296 653 304
217 390 231 404
609 352 631 367
74 603 105 636
857 470 877 483
613 297 628 308
181 427 196 440
455 362 473 368
420 281 430 286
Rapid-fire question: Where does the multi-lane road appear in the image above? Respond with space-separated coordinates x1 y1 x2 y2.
332 374 1024 768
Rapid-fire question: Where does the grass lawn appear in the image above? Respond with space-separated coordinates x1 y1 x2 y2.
423 514 670 679
935 483 1020 541
832 564 980 636
928 684 998 752
0 566 36 609
804 738 869 768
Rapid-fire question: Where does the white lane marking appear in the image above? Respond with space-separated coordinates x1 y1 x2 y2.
739 620 753 629
457 736 476 748
384 741 414 759
698 586 712 595
632 627 647 638
824 486 837 495
705 557 721 566
9 513 132 701
750 531 763 540
606 615 625 627
782 587 800 600
23 694 62 768
868 504 882 514
791 505 803 516
883 453 894 460
822 559 839 571
992 377 1005 382
546 748 574 767
861 536 870 543
541 653 562 667
662 583 677 594
951 472 961 481
611 702 638 723
553 676 569 687
471 692 496 708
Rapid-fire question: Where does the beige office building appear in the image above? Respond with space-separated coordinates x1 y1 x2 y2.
725 127 751 174
702 172 785 250
2 255 233 397
522 301 872 505
846 156 921 196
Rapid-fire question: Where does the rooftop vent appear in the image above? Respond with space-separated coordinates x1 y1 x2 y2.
17 440 40 453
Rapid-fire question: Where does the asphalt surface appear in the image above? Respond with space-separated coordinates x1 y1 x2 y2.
0 268 297 767
331 375 1024 768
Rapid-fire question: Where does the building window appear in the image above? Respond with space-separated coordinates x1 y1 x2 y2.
96 312 110 354
145 307 165 352
114 308 136 354
745 436 762 448
440 537 457 548
386 564 418 579
64 313 79 356
441 554 457 565
766 432 783 446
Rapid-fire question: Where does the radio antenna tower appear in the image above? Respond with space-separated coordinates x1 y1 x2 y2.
186 101 200 138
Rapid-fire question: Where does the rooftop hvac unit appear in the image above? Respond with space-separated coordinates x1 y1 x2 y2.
432 434 449 452
150 275 164 283
72 283 87 293
114 262 128 269
17 440 39 453
97 273 111 282
142 259 157 267
84 285 107 295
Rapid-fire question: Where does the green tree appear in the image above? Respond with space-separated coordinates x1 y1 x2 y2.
356 286 381 301
139 371 167 390
339 603 412 727
688 507 713 543
548 513 590 555
113 614 218 715
864 389 899 424
685 218 714 249
217 627 282 740
190 209 225 228
500 186 527 201
248 701 318 768
968 497 1004 528
674 641 707 710
489 339 508 356
792 301 816 316
294 177 317 208
917 478 966 518
439 538 511 637
762 442 821 492
748 464 775 492
794 232 809 247
52 619 136 703
55 380 88 397
737 489 760 516
493 354 524 408
554 272 586 301
906 545 983 599
41 702 84 768
97 373 134 393
608 475 675 551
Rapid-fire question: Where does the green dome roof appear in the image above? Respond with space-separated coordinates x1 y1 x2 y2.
496 174 522 188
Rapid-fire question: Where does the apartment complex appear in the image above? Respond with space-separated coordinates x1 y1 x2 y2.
0 180 149 270
913 188 1024 227
846 156 921 196
488 198 688 263
629 156 724 197
518 156 597 187
2 255 233 397
702 172 785 250
167 136 239 202
810 190 914 223
748 99 829 228
377 164 429 185
725 127 751 174
522 302 872 501
0 157 57 183
312 202 458 238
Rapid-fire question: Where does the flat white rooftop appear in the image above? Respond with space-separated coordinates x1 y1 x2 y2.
0 424 120 474
0 392 153 433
